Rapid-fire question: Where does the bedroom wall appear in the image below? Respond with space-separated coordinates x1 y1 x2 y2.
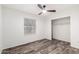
2 6 46 49
0 5 2 53
46 5 79 48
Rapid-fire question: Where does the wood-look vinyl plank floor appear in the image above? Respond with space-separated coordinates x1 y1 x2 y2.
2 39 79 54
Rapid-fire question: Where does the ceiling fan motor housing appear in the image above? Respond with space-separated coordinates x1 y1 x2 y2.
43 5 46 8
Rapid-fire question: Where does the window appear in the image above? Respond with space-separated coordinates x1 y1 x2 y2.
24 18 36 34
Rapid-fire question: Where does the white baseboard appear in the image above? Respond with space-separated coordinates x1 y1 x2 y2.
71 44 79 49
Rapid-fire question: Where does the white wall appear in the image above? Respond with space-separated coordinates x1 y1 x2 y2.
2 6 45 49
46 5 79 48
0 5 2 53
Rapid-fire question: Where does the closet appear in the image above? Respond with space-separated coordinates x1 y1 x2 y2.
51 17 70 42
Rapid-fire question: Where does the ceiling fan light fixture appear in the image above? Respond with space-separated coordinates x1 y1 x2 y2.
42 10 47 14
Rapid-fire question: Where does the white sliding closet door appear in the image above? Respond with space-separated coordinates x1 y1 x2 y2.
52 17 70 42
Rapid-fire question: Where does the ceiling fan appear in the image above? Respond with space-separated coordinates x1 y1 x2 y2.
37 4 56 15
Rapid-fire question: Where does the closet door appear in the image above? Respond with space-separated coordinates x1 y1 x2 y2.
52 17 70 42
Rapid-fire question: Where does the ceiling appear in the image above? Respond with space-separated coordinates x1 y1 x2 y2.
2 4 77 16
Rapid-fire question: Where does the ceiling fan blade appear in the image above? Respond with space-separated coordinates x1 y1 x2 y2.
47 10 56 12
37 4 43 9
38 12 43 15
